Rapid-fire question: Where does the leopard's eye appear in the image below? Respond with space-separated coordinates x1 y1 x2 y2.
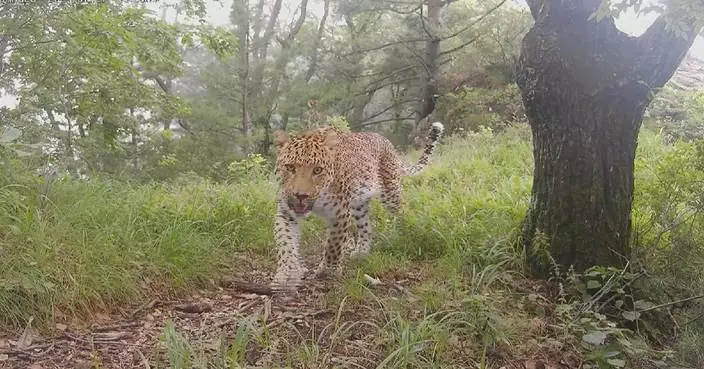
284 164 296 173
312 166 323 175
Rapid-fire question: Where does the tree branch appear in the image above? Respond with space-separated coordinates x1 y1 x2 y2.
339 38 428 57
256 0 283 60
364 99 418 121
5 38 63 53
440 0 507 41
142 72 170 93
524 0 542 19
354 113 415 129
283 0 309 45
439 33 483 56
634 15 702 89
359 76 418 96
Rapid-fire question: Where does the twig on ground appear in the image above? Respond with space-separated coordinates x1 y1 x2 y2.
91 331 131 341
237 298 261 312
130 299 159 318
638 293 704 313
92 321 142 332
137 349 151 369
231 280 275 295
263 297 272 323
174 303 213 314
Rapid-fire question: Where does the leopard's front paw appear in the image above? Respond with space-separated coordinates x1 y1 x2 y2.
349 244 371 258
314 261 342 280
271 265 307 292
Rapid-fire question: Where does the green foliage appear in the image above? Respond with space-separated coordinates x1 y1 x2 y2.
645 87 704 142
0 175 276 327
592 0 704 38
326 116 351 132
2 0 704 366
227 153 270 183
0 126 702 366
434 85 526 134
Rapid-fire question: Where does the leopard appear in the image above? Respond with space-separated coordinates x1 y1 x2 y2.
270 122 444 291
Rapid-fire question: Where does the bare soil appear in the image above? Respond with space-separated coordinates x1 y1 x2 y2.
0 269 582 369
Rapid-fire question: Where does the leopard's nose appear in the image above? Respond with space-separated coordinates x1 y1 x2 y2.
294 193 309 202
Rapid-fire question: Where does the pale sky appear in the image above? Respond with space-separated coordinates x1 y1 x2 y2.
1 0 701 108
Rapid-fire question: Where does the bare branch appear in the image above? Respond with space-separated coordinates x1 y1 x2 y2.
364 99 418 121
5 38 63 53
440 0 507 41
256 0 283 60
354 113 415 128
282 0 309 45
355 5 422 15
339 38 428 57
359 76 418 95
439 32 483 56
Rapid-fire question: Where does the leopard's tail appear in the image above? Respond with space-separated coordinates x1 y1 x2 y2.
404 122 444 176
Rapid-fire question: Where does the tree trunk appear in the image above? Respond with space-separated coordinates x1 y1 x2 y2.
250 0 265 55
516 0 699 278
249 0 283 106
304 0 330 83
415 0 443 126
232 0 251 135
264 0 308 116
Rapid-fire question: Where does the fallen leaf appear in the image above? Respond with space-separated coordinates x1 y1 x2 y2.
56 323 68 331
607 358 626 368
363 274 382 286
582 330 607 346
0 354 8 361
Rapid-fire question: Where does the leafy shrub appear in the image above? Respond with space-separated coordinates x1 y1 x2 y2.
645 88 704 143
434 84 526 135
227 153 270 183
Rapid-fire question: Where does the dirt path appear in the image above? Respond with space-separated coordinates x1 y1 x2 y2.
0 269 580 369
0 273 386 369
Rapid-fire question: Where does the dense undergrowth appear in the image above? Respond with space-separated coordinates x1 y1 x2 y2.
1 124 703 367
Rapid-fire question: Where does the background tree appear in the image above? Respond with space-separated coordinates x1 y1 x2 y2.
516 0 704 277
1 0 530 181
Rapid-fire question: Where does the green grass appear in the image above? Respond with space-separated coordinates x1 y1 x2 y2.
0 177 277 327
1 124 703 368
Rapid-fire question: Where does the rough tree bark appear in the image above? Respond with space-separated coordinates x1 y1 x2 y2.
516 0 700 277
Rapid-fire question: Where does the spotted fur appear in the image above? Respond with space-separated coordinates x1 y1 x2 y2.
271 122 445 290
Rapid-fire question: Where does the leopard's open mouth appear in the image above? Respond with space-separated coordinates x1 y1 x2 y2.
288 201 313 215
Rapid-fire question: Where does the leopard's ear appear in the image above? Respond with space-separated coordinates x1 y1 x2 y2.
323 129 339 148
274 130 290 148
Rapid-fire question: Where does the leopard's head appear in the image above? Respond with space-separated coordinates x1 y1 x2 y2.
274 127 340 216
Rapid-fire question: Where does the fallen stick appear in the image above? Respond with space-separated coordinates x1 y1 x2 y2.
129 299 159 318
174 303 213 314
230 280 275 295
92 321 142 332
